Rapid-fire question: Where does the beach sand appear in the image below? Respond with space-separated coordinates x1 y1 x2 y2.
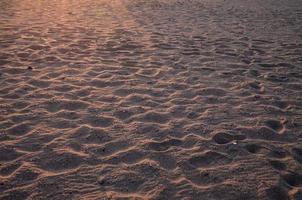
0 0 302 199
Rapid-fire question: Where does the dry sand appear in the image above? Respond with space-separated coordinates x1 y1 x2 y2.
1 0 302 199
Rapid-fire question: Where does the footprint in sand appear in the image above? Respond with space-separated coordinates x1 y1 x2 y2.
212 131 246 145
268 160 286 171
292 148 302 165
282 171 302 188
264 119 284 133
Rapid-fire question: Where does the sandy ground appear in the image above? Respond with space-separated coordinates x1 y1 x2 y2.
0 0 302 199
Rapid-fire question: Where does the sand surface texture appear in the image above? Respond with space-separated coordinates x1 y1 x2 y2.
1 0 302 199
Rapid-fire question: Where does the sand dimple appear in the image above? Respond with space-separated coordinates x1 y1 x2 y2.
0 147 23 162
1 0 302 199
15 133 55 152
113 109 134 120
282 172 302 187
268 160 287 171
0 162 22 176
264 119 284 132
292 148 302 165
265 186 289 200
0 190 29 200
6 123 31 136
245 143 263 154
44 99 89 112
137 111 170 124
69 126 112 144
32 150 84 172
146 138 183 151
84 115 114 127
212 132 234 144
98 170 145 193
105 149 145 165
198 88 227 96
189 151 232 168
12 167 40 184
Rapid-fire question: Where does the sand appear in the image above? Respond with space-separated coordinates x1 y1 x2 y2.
0 0 302 199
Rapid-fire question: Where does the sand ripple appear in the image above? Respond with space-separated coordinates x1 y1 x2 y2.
1 0 302 199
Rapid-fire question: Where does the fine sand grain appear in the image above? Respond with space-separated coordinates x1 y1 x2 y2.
0 0 302 199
